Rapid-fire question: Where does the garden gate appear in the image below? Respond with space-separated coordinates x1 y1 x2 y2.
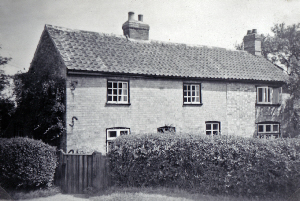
55 150 111 194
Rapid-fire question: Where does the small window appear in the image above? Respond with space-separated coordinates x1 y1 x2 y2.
107 81 129 104
106 127 130 152
205 121 220 135
257 123 280 138
257 86 281 105
157 125 176 133
183 83 201 104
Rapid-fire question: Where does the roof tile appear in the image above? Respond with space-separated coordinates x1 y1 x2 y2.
46 24 287 82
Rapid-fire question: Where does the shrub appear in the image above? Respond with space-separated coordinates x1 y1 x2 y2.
108 133 300 199
0 137 57 190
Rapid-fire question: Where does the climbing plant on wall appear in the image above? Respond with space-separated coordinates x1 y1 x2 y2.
13 66 66 147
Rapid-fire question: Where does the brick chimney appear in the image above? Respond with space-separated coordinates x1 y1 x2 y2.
122 12 150 40
243 29 262 56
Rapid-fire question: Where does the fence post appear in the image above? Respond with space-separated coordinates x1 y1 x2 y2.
54 150 64 187
105 155 112 187
92 151 101 190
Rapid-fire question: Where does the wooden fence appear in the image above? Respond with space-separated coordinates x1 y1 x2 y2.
55 150 111 194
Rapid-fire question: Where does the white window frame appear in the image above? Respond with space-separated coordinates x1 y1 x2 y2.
257 86 281 105
107 81 129 104
257 86 272 104
183 83 201 104
257 123 280 138
106 128 130 152
205 122 220 135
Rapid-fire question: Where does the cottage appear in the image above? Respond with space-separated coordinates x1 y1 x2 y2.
30 12 288 153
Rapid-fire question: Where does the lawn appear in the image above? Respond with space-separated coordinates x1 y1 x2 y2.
8 187 291 201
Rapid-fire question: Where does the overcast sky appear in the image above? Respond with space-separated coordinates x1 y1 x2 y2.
0 0 300 75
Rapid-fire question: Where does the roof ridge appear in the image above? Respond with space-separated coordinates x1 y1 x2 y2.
45 24 247 53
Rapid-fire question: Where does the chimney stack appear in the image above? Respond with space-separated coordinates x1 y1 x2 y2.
243 29 262 56
122 12 150 40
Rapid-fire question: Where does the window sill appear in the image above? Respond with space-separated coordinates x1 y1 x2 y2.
183 103 203 107
106 103 131 107
256 103 281 107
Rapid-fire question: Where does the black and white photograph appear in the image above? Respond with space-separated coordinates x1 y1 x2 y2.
0 0 300 200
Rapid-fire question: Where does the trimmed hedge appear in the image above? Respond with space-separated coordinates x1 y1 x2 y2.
0 137 57 190
108 133 300 198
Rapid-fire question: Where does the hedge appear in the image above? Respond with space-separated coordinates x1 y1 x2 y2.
108 133 300 198
0 137 57 190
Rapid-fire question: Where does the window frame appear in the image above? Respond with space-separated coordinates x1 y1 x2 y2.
183 83 202 105
157 125 176 133
106 127 130 152
257 122 280 138
256 86 281 105
107 80 130 105
205 121 221 136
257 86 271 104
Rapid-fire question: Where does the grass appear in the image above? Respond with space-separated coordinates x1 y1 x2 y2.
89 187 287 201
4 186 290 201
7 186 61 200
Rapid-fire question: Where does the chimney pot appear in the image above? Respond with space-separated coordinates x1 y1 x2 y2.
252 29 257 34
128 12 135 21
138 14 143 22
247 30 252 35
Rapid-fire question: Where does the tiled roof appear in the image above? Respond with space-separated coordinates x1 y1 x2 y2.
45 24 287 82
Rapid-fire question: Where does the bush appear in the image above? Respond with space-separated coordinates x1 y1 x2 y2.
0 137 57 190
108 133 300 199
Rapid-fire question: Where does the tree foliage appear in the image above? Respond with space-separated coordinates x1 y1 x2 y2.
0 46 14 135
263 23 300 138
13 67 66 147
236 23 300 137
0 46 12 91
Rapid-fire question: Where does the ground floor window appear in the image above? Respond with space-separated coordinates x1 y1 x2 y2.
257 122 280 138
205 121 220 135
157 125 176 133
106 127 130 152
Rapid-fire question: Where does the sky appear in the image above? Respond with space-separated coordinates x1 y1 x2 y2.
0 0 300 75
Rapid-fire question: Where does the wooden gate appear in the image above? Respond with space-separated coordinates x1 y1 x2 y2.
55 151 111 194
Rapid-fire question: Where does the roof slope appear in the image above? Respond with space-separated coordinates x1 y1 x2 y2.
45 24 287 82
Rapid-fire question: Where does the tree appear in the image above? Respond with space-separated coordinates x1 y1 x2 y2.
0 47 14 135
13 67 66 147
237 23 300 137
264 23 300 138
0 46 12 91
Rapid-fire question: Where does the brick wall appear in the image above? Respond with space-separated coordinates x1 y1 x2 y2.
127 28 149 40
255 91 290 135
30 29 66 77
66 75 266 154
227 83 256 136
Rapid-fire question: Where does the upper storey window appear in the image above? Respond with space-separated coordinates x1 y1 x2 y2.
107 81 129 104
183 84 201 105
257 86 281 105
